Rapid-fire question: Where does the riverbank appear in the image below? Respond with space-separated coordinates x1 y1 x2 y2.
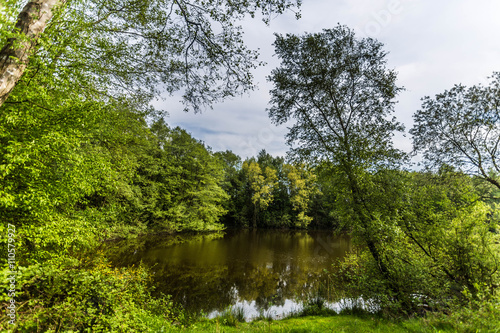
178 315 428 332
160 312 497 333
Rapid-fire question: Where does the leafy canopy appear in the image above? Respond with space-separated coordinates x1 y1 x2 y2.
411 72 500 189
2 0 302 111
268 25 405 169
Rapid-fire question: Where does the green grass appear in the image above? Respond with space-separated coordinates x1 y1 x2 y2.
163 315 457 333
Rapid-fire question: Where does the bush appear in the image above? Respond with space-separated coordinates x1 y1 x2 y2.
0 254 178 332
329 170 500 318
423 286 500 332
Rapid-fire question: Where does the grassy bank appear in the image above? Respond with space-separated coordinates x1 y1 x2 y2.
168 296 500 333
159 314 497 333
182 316 424 333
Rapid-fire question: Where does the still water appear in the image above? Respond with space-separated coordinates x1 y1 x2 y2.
106 229 352 319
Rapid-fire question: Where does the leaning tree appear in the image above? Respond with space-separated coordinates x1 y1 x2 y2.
267 25 412 307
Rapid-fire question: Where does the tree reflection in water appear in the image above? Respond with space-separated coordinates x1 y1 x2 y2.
104 229 351 318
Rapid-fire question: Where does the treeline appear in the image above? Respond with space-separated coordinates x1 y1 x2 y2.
3 88 497 245
1 98 225 246
218 149 337 229
0 89 348 247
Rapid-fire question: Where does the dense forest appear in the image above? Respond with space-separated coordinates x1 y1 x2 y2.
1 1 499 332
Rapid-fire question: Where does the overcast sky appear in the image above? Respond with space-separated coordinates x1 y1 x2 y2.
157 0 500 161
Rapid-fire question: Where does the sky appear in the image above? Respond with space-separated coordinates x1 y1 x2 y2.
157 0 500 160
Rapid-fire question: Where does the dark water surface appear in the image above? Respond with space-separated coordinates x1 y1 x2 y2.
105 229 351 319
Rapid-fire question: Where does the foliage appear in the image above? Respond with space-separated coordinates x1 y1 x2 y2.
425 285 500 332
331 169 500 315
268 25 411 310
0 91 149 262
1 0 301 111
242 159 278 227
214 150 245 225
411 72 500 190
282 163 319 228
0 98 116 224
128 120 229 233
0 1 23 45
0 254 180 332
218 150 325 229
306 163 347 228
268 25 405 167
400 170 500 300
0 96 229 266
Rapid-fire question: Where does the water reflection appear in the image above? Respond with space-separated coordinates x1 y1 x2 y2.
105 229 351 318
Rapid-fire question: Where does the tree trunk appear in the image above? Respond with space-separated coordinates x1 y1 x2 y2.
345 165 415 312
253 203 258 228
0 0 62 107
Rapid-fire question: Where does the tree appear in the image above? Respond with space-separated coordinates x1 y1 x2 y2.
0 0 64 106
267 25 408 306
0 0 301 110
242 159 278 228
332 167 500 313
132 120 229 232
400 169 500 299
410 72 500 190
282 163 318 228
0 93 151 258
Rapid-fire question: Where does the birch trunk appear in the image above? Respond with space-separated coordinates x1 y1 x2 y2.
0 0 62 107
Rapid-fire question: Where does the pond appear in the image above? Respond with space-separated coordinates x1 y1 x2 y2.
105 229 352 320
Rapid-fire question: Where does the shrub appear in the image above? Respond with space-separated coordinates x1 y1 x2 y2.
0 254 178 332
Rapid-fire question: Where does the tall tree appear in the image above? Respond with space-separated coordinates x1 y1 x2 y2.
242 159 278 228
268 25 408 305
410 72 500 190
132 120 229 232
282 163 318 228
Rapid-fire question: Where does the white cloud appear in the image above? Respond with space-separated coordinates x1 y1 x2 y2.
159 0 500 160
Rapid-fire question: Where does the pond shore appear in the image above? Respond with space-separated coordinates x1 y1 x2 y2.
160 313 488 332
